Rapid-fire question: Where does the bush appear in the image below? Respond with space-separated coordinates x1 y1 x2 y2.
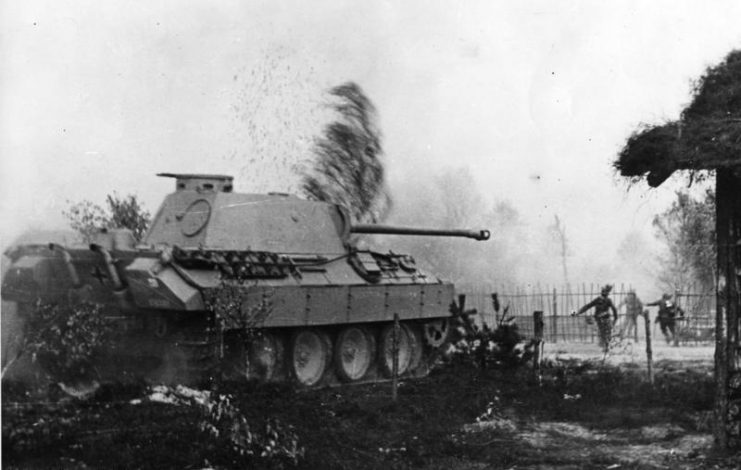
24 301 113 382
201 392 303 468
448 309 536 370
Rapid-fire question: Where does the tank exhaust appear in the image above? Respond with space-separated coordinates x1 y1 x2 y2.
90 244 126 291
48 243 81 287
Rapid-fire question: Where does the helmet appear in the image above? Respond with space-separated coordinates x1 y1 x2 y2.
662 293 671 300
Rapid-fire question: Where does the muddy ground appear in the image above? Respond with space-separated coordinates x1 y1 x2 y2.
2 342 740 469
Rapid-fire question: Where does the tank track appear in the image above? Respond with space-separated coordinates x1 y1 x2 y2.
160 320 445 388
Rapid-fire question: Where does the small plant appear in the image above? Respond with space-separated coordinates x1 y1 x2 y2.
5 300 113 383
204 280 275 379
448 301 535 370
147 386 303 468
485 310 536 369
205 281 274 332
200 393 303 468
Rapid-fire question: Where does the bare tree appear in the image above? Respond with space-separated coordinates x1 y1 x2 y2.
652 189 716 293
550 215 570 286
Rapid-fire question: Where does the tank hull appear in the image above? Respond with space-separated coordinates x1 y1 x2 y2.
2 243 455 387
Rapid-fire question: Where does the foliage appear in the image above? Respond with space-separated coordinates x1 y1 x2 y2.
62 200 108 244
4 355 739 469
200 392 303 468
616 49 741 184
300 82 391 224
64 193 151 243
204 281 275 379
682 49 741 122
2 382 304 468
448 304 535 370
104 193 151 242
22 301 113 382
204 281 274 332
652 189 716 292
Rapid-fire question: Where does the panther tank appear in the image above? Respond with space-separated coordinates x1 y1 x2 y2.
2 173 490 386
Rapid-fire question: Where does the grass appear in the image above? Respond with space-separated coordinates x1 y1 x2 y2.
2 346 740 469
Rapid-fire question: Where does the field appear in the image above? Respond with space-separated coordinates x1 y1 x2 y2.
3 340 740 470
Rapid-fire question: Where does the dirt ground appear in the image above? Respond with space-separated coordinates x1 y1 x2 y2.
3 340 740 469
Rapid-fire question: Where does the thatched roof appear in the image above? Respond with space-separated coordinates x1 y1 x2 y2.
615 50 741 187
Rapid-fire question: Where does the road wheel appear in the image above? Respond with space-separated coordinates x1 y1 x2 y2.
405 323 424 372
290 329 332 386
423 319 450 348
248 332 284 381
59 380 101 399
335 326 375 382
378 323 416 377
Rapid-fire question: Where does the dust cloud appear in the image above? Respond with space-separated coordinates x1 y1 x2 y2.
371 165 662 299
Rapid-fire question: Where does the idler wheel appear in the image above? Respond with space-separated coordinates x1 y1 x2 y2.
423 319 450 348
334 326 376 382
378 323 419 377
248 332 284 382
290 329 332 386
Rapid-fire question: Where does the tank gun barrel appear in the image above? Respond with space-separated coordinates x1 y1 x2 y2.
351 224 490 241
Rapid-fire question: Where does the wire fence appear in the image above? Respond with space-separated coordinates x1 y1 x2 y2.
459 283 716 345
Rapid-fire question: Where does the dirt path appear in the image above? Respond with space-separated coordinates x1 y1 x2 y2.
443 342 724 470
454 410 715 469
544 341 715 366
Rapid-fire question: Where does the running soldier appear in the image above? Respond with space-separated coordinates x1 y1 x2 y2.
646 293 684 345
617 290 644 340
572 285 618 353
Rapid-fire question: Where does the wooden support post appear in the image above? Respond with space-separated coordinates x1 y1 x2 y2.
392 313 400 402
552 287 558 343
533 311 544 383
644 309 653 385
635 287 640 343
714 168 736 450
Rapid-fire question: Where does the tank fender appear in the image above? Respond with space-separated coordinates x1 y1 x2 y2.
125 257 205 311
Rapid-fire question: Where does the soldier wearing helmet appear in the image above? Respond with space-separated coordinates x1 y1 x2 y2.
647 293 684 345
572 285 618 353
617 289 644 341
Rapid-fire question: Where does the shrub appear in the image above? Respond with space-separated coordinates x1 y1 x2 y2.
24 301 113 382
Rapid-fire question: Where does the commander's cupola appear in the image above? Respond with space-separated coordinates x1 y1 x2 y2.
157 173 234 193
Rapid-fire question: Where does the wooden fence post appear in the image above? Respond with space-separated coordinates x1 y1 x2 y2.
552 288 558 343
533 311 544 383
644 309 653 384
634 288 639 342
392 313 400 402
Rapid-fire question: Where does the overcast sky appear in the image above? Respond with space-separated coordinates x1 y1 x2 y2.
2 1 741 283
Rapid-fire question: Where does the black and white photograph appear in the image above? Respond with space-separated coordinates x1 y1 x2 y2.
1 1 741 468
